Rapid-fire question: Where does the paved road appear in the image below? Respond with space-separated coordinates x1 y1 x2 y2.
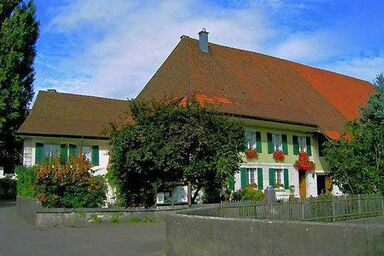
0 201 165 256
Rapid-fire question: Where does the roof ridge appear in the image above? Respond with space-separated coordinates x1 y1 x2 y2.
183 37 371 85
39 90 129 102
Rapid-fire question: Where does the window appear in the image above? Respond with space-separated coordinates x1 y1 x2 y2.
79 146 92 161
275 169 282 184
298 136 307 152
272 134 282 151
245 131 256 149
248 168 256 184
43 144 60 158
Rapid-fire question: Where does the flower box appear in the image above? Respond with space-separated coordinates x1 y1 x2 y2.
245 149 258 160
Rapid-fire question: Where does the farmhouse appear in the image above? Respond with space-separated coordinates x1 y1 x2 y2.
18 30 375 203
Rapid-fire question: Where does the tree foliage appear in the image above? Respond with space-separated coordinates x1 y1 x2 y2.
0 0 39 170
109 101 245 207
324 73 384 194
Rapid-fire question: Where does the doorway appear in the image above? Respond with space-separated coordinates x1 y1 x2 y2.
299 172 306 199
317 174 332 195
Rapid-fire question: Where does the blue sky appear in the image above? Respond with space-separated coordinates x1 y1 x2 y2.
33 0 384 100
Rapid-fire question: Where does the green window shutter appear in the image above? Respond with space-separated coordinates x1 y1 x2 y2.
269 168 275 186
240 168 248 189
69 144 77 158
256 132 262 153
59 144 68 164
257 168 263 190
282 134 288 155
267 133 273 154
35 143 44 164
228 176 235 191
306 137 312 156
284 169 289 189
92 145 99 166
293 135 299 155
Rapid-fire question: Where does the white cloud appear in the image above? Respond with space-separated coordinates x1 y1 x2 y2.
37 0 384 98
321 53 384 82
43 0 275 99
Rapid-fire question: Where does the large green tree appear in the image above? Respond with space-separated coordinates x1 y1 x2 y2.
109 101 245 207
0 0 38 170
324 73 384 194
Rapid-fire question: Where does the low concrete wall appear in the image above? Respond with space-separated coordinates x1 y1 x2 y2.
16 196 189 227
16 196 42 224
166 212 384 256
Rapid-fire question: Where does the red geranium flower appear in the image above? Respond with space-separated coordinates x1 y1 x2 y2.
295 152 316 172
273 150 285 161
245 148 258 160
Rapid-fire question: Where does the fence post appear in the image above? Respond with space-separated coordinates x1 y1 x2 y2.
358 194 362 215
381 196 384 215
301 201 305 220
332 198 336 222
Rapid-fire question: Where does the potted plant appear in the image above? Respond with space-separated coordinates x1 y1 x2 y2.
273 150 285 161
294 152 315 172
245 148 258 160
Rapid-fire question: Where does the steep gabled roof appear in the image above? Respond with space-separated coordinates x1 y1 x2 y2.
136 36 376 133
18 91 130 139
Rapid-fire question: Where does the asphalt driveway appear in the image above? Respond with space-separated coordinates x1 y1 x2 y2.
0 201 165 256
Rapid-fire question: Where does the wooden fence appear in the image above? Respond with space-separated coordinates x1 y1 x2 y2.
182 194 384 222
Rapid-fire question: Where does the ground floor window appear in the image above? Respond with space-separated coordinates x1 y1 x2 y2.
79 146 92 162
43 144 60 158
241 167 263 190
275 169 282 185
248 168 255 184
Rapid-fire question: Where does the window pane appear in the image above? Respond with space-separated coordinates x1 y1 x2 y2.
298 137 306 152
81 146 92 161
44 144 60 158
276 169 282 184
248 168 255 184
272 134 282 151
245 132 256 149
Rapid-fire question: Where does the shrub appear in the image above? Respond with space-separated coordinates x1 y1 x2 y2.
15 165 38 198
0 177 17 200
318 191 333 200
35 156 106 208
241 186 264 201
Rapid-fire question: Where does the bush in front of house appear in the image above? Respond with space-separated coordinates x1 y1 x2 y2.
35 156 106 208
15 165 38 198
241 185 264 201
230 185 264 201
0 177 17 200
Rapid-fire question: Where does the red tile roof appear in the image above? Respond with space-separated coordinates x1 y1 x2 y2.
137 37 376 133
19 36 376 138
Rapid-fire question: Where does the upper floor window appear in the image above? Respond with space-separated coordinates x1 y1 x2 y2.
293 135 312 156
298 136 307 152
272 134 282 151
245 131 256 149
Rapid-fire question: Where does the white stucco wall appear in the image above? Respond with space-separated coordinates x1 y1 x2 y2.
306 171 318 197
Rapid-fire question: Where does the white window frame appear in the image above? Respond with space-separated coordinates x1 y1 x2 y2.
245 131 257 150
248 168 256 184
298 136 307 153
272 134 283 151
43 144 60 158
